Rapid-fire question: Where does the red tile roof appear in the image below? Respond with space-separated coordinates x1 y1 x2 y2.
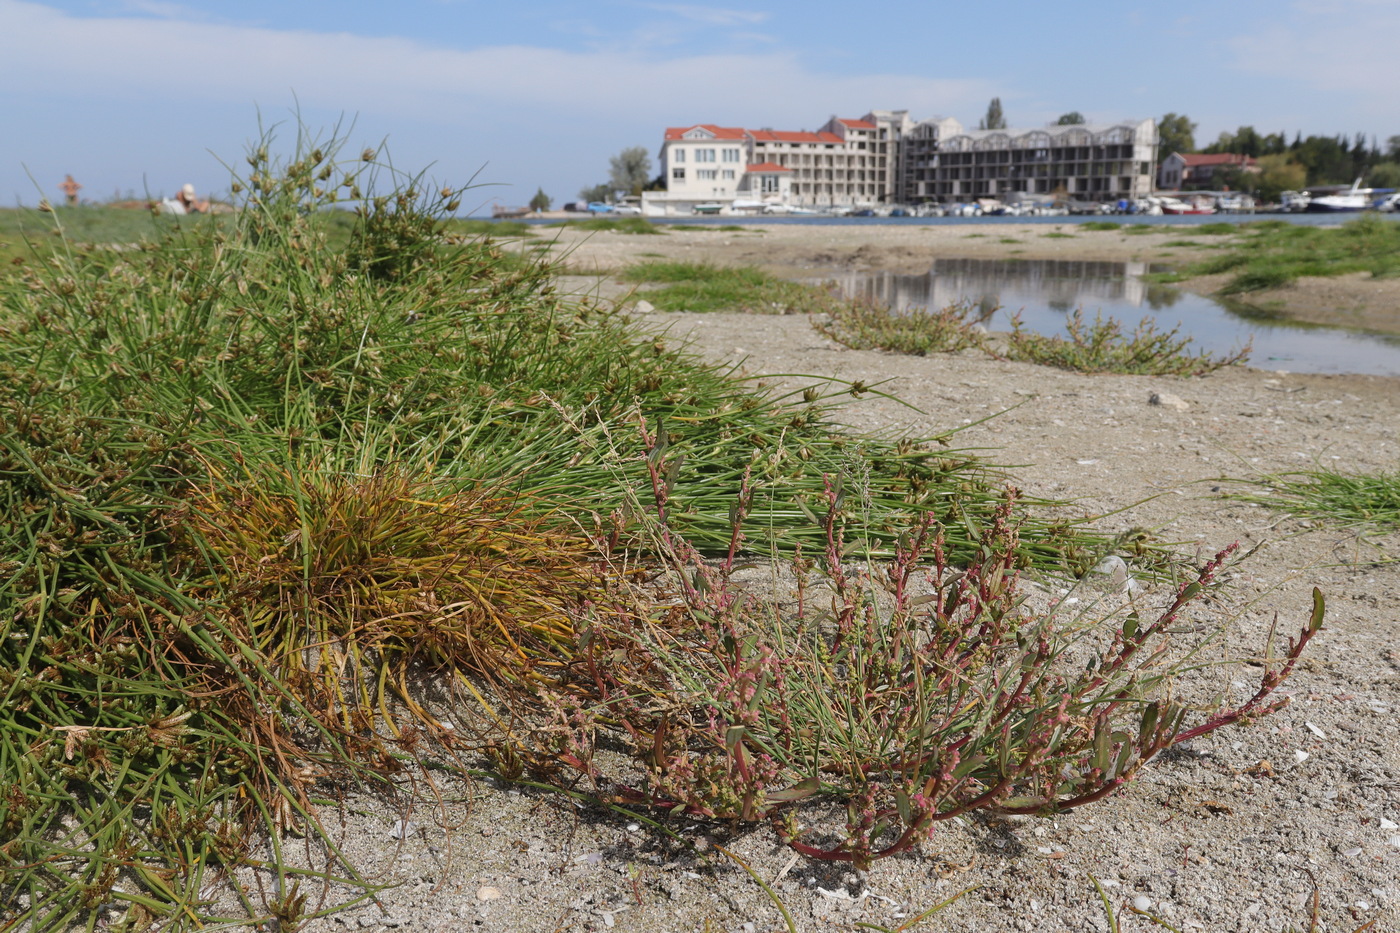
664 124 748 141
745 162 791 173
748 129 843 144
837 118 876 129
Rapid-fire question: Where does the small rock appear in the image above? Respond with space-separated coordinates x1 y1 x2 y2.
1133 895 1153 911
1149 392 1189 411
476 886 503 902
634 299 655 314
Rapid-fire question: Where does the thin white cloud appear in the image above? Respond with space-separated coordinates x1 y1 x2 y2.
642 4 769 27
0 0 988 126
118 0 204 18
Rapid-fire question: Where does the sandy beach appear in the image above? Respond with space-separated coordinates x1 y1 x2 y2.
244 222 1399 933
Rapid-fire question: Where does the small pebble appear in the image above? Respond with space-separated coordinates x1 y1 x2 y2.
1133 895 1152 911
476 886 502 902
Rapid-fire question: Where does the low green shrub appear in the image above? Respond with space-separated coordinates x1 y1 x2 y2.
813 297 989 355
1003 309 1251 375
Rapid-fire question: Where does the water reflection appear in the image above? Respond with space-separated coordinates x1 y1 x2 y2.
823 259 1400 376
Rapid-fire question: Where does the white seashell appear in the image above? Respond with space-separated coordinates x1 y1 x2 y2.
1294 750 1310 764
1305 722 1327 740
1132 895 1152 911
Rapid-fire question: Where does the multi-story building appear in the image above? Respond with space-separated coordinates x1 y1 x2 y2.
646 110 1158 214
903 118 1158 205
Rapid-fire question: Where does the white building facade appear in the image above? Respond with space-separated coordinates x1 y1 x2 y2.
646 111 1157 214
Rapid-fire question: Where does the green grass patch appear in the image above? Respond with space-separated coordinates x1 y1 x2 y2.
546 216 664 234
619 260 841 313
1240 469 1400 530
1193 222 1238 235
1041 232 1076 239
999 237 1022 244
1081 221 1121 231
1162 239 1204 248
447 218 537 237
1177 214 1400 294
1124 224 1160 235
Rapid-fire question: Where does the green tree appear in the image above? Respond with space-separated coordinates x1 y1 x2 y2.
1055 111 1086 125
1157 113 1197 156
608 146 652 197
1254 154 1307 203
1206 126 1263 157
1367 161 1400 189
978 97 1007 130
528 187 551 212
1386 135 1400 161
579 183 612 204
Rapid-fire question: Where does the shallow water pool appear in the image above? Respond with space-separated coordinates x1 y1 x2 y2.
825 259 1400 376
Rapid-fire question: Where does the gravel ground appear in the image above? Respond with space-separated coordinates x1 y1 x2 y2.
219 224 1398 933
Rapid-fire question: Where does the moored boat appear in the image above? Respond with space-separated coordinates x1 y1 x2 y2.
1305 179 1369 213
1158 196 1216 215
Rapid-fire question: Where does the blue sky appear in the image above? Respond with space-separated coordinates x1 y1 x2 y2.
2 0 1396 212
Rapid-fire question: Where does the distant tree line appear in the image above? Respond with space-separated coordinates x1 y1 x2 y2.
1157 112 1400 199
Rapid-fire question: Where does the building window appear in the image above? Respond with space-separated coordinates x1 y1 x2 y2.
697 169 717 180
672 167 685 181
697 148 716 162
721 169 735 179
723 148 741 162
673 149 685 163
760 175 779 193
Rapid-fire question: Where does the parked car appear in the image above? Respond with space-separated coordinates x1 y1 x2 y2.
586 201 614 213
612 204 642 216
562 201 587 212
